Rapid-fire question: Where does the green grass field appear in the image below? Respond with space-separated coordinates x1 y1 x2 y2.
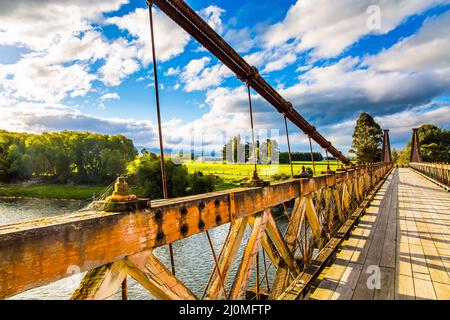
184 161 341 191
185 161 340 178
0 161 341 198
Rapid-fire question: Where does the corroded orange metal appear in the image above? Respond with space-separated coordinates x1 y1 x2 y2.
0 163 390 299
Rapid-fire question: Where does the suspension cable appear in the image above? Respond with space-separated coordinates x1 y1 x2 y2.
256 251 260 300
308 136 316 175
121 277 128 300
246 82 258 175
262 250 270 292
147 0 175 275
284 115 294 177
205 230 228 300
326 150 331 172
201 223 232 299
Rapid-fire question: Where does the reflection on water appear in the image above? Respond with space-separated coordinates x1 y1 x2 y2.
1 197 288 300
0 198 87 226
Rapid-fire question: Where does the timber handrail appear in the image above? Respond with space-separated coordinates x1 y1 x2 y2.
0 163 390 300
410 162 449 187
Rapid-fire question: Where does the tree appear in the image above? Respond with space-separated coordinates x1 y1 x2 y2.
392 148 400 164
129 152 215 199
400 124 449 163
0 130 137 184
279 152 323 163
349 113 383 163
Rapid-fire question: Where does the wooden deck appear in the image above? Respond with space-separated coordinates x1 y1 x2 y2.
310 168 450 300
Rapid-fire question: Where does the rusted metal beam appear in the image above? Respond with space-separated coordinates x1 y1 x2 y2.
0 166 385 299
151 0 350 165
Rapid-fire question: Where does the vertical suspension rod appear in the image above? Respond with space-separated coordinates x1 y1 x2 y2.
147 0 175 275
247 83 258 174
284 115 294 177
205 230 228 300
308 136 316 175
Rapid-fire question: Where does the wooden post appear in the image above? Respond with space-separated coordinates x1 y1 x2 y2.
229 211 268 300
72 261 128 300
121 277 128 300
206 218 248 300
125 250 197 300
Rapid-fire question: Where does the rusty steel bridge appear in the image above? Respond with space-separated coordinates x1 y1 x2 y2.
0 0 449 300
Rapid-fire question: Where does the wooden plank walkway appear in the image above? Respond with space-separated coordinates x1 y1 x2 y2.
310 168 450 300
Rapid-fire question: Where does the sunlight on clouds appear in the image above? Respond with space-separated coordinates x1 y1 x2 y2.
263 0 450 58
365 11 450 72
105 7 190 64
0 0 128 50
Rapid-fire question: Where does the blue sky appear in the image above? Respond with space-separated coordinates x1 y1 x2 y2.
1 0 449 156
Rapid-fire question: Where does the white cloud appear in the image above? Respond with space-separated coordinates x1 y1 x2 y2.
0 0 128 51
263 52 297 73
106 7 190 64
322 103 450 152
0 57 95 103
180 57 233 92
98 38 140 86
365 11 450 72
278 56 450 124
100 93 120 101
199 5 226 34
164 67 180 76
43 30 109 64
263 0 450 58
224 27 255 53
0 101 158 146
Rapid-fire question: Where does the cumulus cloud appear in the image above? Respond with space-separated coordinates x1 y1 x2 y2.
0 0 127 51
98 38 140 86
199 5 226 34
105 7 190 64
0 101 158 146
322 103 450 152
263 0 450 58
179 57 233 92
0 57 95 103
164 67 180 76
224 27 255 53
365 11 450 72
280 57 450 124
99 93 120 101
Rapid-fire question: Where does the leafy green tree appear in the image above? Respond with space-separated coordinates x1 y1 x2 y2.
129 152 216 199
0 130 137 184
392 148 400 164
279 152 323 163
349 113 383 163
400 124 449 163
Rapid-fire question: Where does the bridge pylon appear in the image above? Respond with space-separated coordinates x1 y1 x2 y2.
410 128 422 163
382 129 392 163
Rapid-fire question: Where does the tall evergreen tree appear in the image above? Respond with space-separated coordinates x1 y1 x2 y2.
349 112 383 163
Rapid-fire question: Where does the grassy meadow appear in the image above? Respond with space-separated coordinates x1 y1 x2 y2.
0 161 341 199
185 161 341 190
185 161 340 177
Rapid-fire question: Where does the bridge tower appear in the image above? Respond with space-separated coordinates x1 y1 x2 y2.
410 128 422 162
382 129 392 163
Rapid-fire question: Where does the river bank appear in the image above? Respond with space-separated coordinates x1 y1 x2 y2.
0 183 107 200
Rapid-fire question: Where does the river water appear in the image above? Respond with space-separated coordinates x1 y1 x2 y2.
1 198 287 300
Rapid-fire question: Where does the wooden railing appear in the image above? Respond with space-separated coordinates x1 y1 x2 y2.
410 162 449 187
0 163 391 300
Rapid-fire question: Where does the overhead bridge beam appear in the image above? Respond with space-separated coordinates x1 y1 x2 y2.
152 0 351 165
